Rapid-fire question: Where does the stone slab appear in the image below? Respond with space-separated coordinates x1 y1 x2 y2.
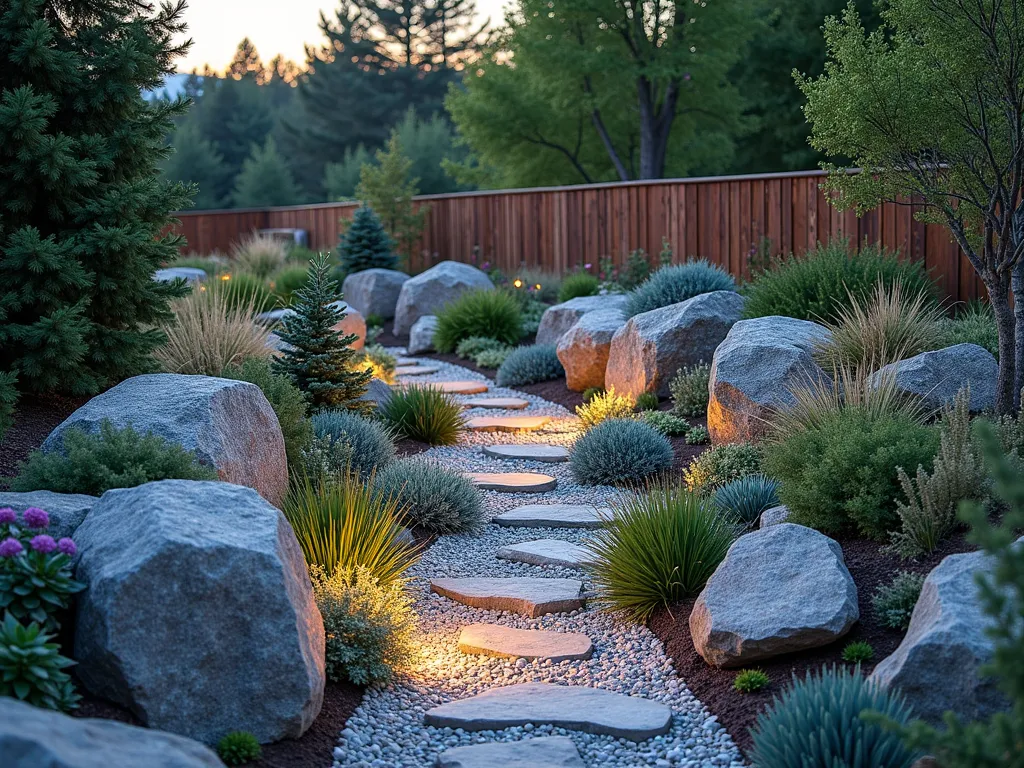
496 539 590 568
395 364 441 376
483 444 569 462
430 577 584 617
458 624 594 662
463 397 531 410
465 416 552 432
493 504 612 529
395 357 418 365
400 380 489 395
423 683 672 741
436 736 585 767
466 472 558 493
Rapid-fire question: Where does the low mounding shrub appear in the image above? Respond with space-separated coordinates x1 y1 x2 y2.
634 392 659 411
669 363 711 417
374 458 485 534
582 386 604 403
585 484 735 620
842 641 875 663
575 387 635 429
683 443 762 494
939 301 999 357
311 410 395 477
640 410 691 437
872 571 925 631
685 425 710 444
155 288 272 376
558 272 600 302
0 613 79 712
495 344 565 387
230 232 288 279
434 289 522 353
742 239 938 323
749 666 918 768
283 473 419 584
455 335 508 360
268 264 310 305
12 421 218 496
380 386 463 445
474 347 512 369
570 419 673 486
518 297 547 338
215 731 262 766
625 261 736 317
312 563 416 686
734 669 771 693
713 474 781 529
222 357 313 472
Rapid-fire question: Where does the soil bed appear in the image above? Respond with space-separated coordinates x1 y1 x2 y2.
649 531 977 753
0 393 87 490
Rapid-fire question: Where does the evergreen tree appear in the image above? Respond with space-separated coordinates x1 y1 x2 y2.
338 206 396 274
357 135 430 263
324 145 375 199
0 0 193 395
162 122 229 209
272 255 372 411
232 136 303 208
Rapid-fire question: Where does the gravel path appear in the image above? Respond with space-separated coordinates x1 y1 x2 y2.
333 356 744 768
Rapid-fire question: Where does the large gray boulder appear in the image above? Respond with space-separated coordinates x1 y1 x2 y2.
690 523 858 667
0 697 225 767
605 291 745 399
0 491 97 541
556 309 627 391
869 548 1010 725
869 343 998 413
154 267 206 285
408 315 440 354
42 374 288 507
73 480 326 744
708 316 831 443
536 295 629 347
393 261 494 335
342 268 410 320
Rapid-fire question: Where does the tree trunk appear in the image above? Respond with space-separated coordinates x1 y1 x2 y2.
987 274 1017 415
1014 259 1024 411
636 77 679 179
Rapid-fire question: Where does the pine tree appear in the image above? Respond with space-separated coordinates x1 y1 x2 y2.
357 135 430 264
162 122 229 210
272 255 372 411
232 137 303 208
338 206 396 275
0 0 193 395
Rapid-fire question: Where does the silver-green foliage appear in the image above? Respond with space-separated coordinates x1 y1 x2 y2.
311 410 395 477
640 410 691 437
495 344 565 386
455 335 508 360
374 458 484 533
683 442 761 493
669 363 711 417
570 418 673 486
625 261 736 317
713 474 780 529
749 665 920 768
872 571 925 631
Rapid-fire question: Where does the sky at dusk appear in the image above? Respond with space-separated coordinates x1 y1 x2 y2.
177 0 506 73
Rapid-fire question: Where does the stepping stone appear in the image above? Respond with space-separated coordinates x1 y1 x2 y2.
430 577 584 617
466 472 557 493
493 504 612 529
458 624 593 662
483 444 569 463
496 539 590 569
436 736 585 767
465 415 551 432
463 397 531 410
410 380 489 395
395 364 441 376
424 682 673 741
395 357 417 365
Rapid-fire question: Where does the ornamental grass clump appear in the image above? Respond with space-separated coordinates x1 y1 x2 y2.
734 669 771 693
749 665 919 768
575 387 635 429
939 301 999 357
558 271 600 302
12 421 218 496
713 474 781 529
0 613 79 712
585 484 735 621
380 385 463 445
230 232 288 279
669 363 711 417
570 419 673 486
374 458 484 534
209 271 276 313
434 289 522 353
495 344 564 386
311 410 395 477
872 571 925 631
269 263 311 306
625 261 736 317
842 641 875 663
683 442 762 494
216 731 262 766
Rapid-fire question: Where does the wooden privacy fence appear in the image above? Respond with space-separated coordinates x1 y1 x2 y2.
172 169 983 304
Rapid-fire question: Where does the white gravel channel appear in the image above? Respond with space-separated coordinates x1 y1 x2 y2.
332 355 745 768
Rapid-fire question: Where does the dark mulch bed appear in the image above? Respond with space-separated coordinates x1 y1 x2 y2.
649 530 978 754
0 393 88 490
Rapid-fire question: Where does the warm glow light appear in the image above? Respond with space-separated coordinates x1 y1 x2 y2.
221 274 231 281
534 283 541 290
513 278 523 288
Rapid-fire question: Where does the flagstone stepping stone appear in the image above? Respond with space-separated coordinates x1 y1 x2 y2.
493 504 612 529
395 357 417 365
465 415 551 432
483 444 569 462
496 539 589 568
423 683 673 740
466 472 557 493
407 380 489 395
458 624 594 662
463 397 531 410
436 736 585 767
430 577 584 617
395 364 441 376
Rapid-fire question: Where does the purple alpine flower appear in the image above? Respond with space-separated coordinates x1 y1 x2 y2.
57 538 77 557
22 507 49 529
30 535 58 554
0 538 24 558
0 508 16 525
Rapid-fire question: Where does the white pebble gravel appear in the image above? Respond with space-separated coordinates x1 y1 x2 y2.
334 355 746 768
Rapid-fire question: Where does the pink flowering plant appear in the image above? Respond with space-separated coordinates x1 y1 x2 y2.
0 507 84 632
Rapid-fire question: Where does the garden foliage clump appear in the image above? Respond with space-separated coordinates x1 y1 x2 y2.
434 289 522 353
683 442 762 494
570 419 673 486
495 344 564 386
375 459 484 534
558 272 600 302
380 385 463 445
640 410 691 437
669 363 711 417
626 261 736 317
216 732 262 766
311 410 395 478
337 205 396 275
872 571 925 631
575 387 635 429
713 474 781 529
